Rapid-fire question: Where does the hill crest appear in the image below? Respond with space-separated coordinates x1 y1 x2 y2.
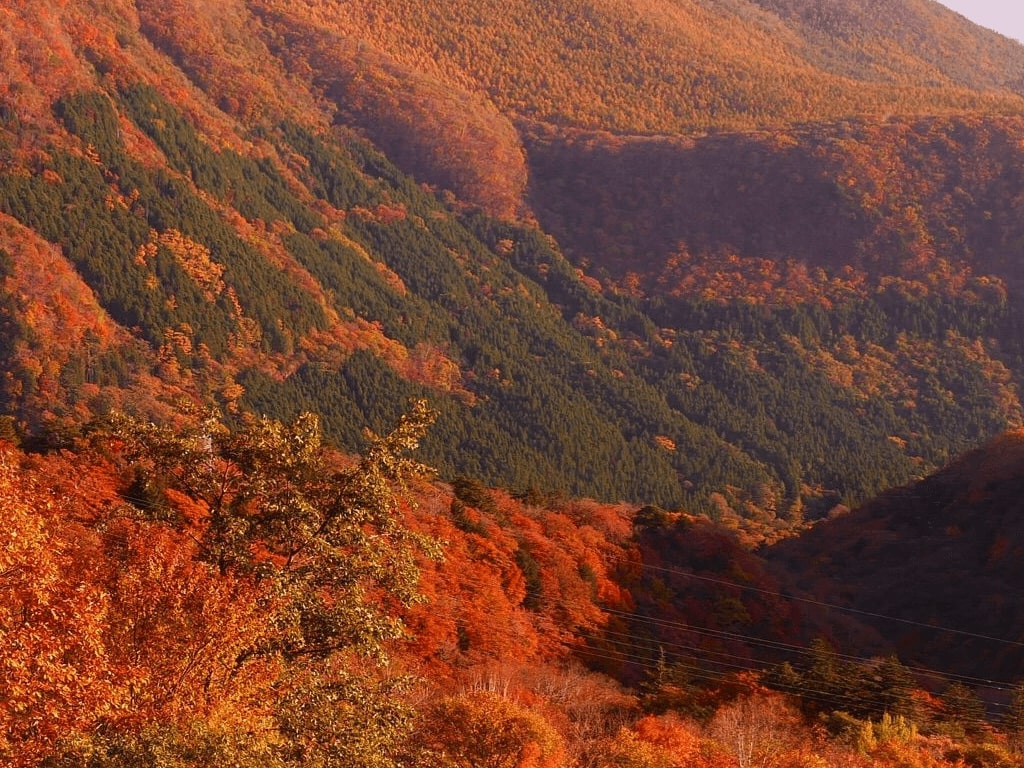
768 427 1024 679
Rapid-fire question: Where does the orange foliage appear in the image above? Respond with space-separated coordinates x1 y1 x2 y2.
264 0 1024 140
0 444 285 763
401 487 639 683
414 691 565 768
98 517 280 732
1 437 1020 768
631 714 710 765
0 446 113 766
403 497 541 673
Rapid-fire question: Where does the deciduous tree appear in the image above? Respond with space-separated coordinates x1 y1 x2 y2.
708 692 805 768
103 398 440 766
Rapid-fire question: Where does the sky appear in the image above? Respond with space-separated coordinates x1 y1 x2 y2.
937 1 1024 43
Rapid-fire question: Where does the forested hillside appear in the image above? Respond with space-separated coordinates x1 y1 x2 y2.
255 0 1024 135
3 0 1024 521
5 78 1021 521
6 0 1024 762
7 410 1024 767
768 428 1024 681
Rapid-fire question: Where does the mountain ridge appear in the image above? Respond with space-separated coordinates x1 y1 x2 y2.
8 2 1024 763
2 0 1024 517
766 427 1024 680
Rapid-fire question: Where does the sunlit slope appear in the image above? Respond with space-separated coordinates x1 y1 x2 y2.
751 0 1024 90
2 0 1024 516
264 0 1024 134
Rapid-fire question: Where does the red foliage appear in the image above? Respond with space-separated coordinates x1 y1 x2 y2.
0 446 114 765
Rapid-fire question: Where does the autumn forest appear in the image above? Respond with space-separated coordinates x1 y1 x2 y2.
5 0 1024 765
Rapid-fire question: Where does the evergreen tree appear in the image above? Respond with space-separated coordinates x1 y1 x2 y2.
940 682 986 737
867 655 919 723
1002 681 1024 753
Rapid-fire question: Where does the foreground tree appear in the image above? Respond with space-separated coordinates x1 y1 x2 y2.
51 399 442 766
0 446 114 767
107 399 439 650
708 692 806 768
939 682 986 738
411 691 565 768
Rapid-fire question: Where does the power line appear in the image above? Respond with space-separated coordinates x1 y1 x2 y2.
601 606 1018 690
104 493 1024 694
50 486 1024 713
638 561 1024 650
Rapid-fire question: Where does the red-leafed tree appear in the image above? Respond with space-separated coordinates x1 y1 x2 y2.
0 445 113 767
95 399 441 766
1 399 441 767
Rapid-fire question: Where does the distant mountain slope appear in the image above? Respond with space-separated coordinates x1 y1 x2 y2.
0 0 1023 523
767 429 1024 680
256 0 1024 136
526 115 1024 294
750 0 1024 91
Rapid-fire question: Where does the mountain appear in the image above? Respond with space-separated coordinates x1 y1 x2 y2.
766 428 1024 681
255 0 1024 136
2 0 1024 527
11 3 1024 762
526 115 1024 294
